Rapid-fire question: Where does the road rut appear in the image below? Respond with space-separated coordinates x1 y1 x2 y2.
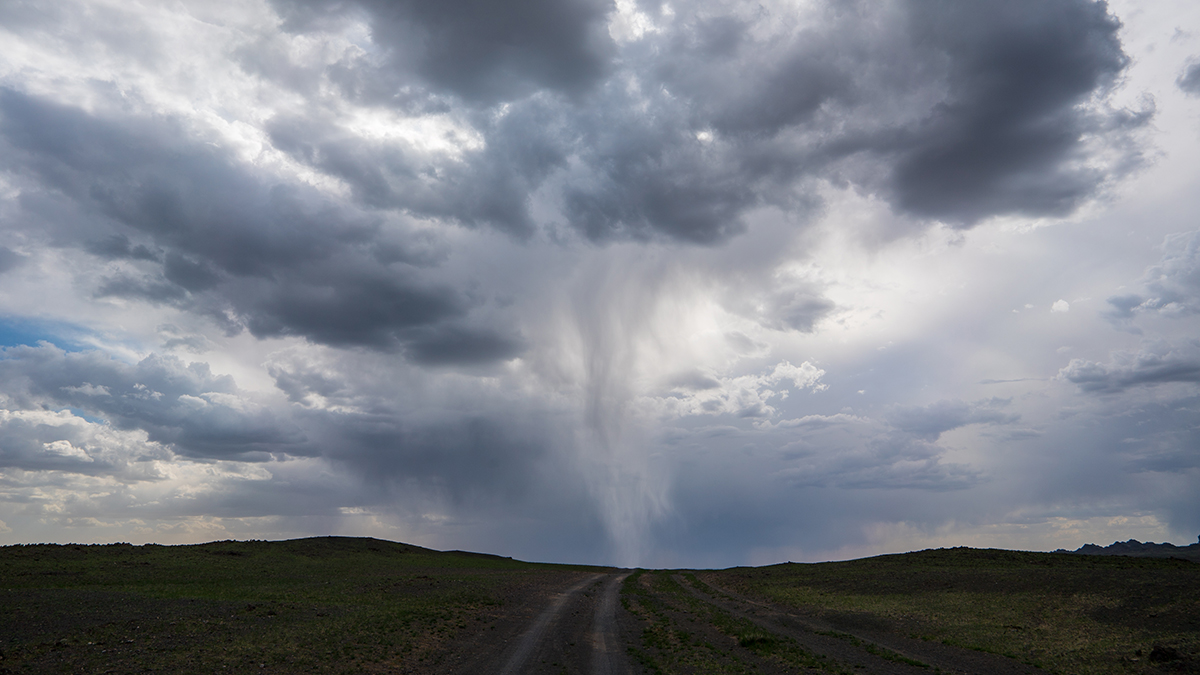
590 573 632 675
495 573 601 675
451 572 634 675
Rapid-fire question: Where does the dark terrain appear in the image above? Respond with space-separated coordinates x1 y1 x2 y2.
1 537 1196 674
1057 537 1200 563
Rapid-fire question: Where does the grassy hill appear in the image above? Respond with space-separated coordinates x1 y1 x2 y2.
706 547 1200 675
0 537 601 674
1 538 1197 674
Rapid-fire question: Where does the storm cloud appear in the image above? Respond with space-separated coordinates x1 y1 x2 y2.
0 89 518 361
1180 61 1200 95
1059 341 1200 393
272 0 616 103
0 0 1197 565
0 344 305 461
247 0 1147 242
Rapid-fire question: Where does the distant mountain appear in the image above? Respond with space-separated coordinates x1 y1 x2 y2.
1055 536 1200 562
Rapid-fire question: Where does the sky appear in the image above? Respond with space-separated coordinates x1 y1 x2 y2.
0 0 1199 568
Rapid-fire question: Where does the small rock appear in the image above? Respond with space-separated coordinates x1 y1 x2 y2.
1149 645 1181 663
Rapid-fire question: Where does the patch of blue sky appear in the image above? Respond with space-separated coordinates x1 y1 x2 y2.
0 316 93 351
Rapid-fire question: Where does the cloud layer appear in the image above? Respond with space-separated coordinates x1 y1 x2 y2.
0 0 1198 565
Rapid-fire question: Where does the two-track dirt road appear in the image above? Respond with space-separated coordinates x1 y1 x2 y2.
494 572 633 675
445 571 634 675
442 569 1049 675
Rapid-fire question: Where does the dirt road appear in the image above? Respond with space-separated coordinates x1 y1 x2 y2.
445 568 1049 674
589 571 631 675
448 571 635 675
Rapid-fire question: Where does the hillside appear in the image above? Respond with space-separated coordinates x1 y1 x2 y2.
2 538 1198 674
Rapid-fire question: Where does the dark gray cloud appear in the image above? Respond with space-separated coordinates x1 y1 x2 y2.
1107 230 1200 325
231 269 462 347
0 0 1151 259
262 354 585 515
260 0 1142 243
1059 341 1200 393
587 0 1139 235
0 345 604 558
760 289 836 333
402 324 526 365
1179 61 1200 95
887 398 1019 441
653 359 1200 564
84 234 159 262
0 344 307 460
0 89 519 362
272 0 616 103
0 247 25 274
1117 397 1200 473
748 410 987 491
0 90 371 279
558 89 766 242
667 371 721 391
0 1 62 28
886 0 1134 223
0 343 550 508
1105 293 1146 324
1012 392 1200 533
0 344 582 542
660 17 849 138
264 98 569 236
789 438 981 491
324 414 551 506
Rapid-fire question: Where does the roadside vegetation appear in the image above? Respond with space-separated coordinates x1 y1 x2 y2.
0 537 593 674
706 547 1200 675
619 569 857 674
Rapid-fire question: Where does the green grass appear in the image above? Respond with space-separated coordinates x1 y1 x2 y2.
707 547 1200 675
5 539 1198 675
618 569 850 674
0 537 589 674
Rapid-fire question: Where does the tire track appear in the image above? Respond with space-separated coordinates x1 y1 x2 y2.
687 574 1049 675
590 573 631 675
671 573 931 674
495 573 604 675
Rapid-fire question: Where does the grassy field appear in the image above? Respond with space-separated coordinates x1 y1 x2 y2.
706 547 1200 675
620 569 853 674
0 537 593 674
2 539 1197 674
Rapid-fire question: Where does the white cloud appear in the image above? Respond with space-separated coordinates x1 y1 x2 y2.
61 383 110 396
647 360 826 420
